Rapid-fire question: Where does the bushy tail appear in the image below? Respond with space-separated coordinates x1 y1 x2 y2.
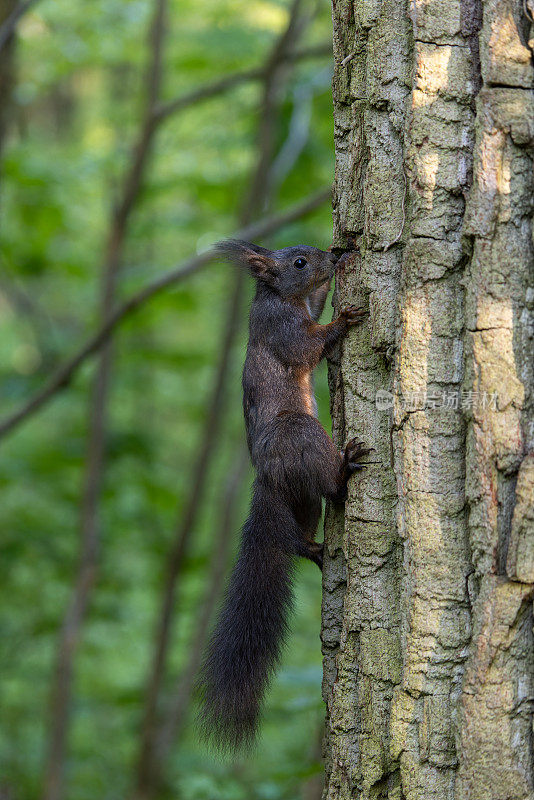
198 481 298 752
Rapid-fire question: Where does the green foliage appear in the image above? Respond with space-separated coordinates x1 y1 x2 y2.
0 0 334 797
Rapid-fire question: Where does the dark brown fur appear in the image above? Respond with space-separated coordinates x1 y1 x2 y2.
199 240 369 751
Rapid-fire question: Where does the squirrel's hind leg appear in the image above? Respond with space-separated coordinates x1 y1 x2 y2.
329 438 373 503
293 497 323 570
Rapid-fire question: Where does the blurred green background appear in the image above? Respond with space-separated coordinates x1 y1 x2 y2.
0 0 335 797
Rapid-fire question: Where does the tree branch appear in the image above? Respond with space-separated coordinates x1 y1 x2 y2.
42 3 168 799
152 41 331 122
0 0 38 53
0 187 329 441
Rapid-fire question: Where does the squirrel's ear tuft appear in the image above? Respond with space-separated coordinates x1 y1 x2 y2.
214 239 277 281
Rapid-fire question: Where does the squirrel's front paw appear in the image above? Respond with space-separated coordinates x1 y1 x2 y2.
341 305 367 325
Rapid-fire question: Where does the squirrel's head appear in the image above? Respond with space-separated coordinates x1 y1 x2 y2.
215 239 338 300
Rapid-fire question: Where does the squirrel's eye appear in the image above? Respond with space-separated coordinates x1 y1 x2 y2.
294 258 307 268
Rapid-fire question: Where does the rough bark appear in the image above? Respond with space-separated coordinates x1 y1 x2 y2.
323 1 534 799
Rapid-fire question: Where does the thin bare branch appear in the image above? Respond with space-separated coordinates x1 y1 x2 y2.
0 0 38 52
0 0 17 150
42 3 168 799
269 64 331 194
0 186 329 441
0 271 57 350
243 0 308 214
153 41 331 122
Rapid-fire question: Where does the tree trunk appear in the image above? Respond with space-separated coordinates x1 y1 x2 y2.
322 1 534 799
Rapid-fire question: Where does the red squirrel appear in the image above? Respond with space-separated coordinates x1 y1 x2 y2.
199 240 370 751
